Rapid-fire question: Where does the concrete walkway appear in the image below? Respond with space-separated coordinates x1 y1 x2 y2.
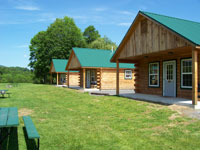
68 86 134 95
119 93 200 109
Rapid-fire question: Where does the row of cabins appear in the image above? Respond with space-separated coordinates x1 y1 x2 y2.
50 11 200 108
50 48 135 90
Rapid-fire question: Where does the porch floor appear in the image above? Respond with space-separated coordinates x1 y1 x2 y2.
119 93 200 109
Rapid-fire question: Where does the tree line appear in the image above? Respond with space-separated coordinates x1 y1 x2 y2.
29 16 117 84
0 66 33 83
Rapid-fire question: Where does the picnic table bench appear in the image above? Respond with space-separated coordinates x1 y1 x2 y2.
0 108 40 149
23 116 40 150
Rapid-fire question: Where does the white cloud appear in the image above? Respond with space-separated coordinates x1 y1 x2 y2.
16 44 29 48
117 22 132 26
93 7 107 12
15 5 40 11
139 5 147 11
118 11 134 15
24 54 28 58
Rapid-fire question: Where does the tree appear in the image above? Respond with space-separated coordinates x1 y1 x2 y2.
83 25 100 44
29 31 50 83
88 36 117 50
29 16 86 83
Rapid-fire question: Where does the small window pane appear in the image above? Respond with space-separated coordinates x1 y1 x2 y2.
125 70 132 79
150 75 158 85
149 62 159 87
182 74 192 87
181 59 192 88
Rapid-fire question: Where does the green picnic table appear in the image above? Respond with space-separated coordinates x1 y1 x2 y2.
0 90 9 98
0 107 19 147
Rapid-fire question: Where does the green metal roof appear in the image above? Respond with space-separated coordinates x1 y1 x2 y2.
140 11 200 46
72 48 135 68
52 59 78 72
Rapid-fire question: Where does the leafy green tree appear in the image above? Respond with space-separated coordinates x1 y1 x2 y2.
29 16 86 83
88 36 117 50
29 31 50 83
83 25 100 44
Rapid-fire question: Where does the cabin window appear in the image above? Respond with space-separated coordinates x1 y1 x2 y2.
181 58 192 88
91 70 96 82
149 62 159 87
125 70 132 79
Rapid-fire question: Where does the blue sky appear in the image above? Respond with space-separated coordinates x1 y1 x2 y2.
0 0 200 67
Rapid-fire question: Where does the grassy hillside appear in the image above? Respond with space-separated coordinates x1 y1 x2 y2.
0 66 33 83
0 83 200 150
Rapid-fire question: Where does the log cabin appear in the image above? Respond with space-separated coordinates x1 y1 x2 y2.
110 11 200 108
66 48 135 90
50 59 79 86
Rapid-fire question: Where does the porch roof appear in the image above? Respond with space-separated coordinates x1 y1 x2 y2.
141 11 200 45
72 48 134 69
51 59 78 73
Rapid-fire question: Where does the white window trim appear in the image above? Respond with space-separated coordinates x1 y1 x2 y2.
149 62 159 87
125 70 132 79
181 58 192 89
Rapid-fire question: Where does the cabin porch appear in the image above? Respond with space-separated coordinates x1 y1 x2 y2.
116 46 200 109
50 72 66 86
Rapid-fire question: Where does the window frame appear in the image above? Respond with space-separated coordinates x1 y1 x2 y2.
149 62 160 87
124 70 132 80
181 58 192 89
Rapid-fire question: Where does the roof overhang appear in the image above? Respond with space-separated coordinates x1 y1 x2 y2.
65 49 82 70
111 11 197 63
49 62 54 73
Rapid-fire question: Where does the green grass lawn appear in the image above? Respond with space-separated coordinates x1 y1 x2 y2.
1 83 200 150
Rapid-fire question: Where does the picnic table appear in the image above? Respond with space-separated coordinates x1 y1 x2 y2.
0 90 8 98
0 107 19 146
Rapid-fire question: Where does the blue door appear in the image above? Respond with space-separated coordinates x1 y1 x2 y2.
163 61 176 97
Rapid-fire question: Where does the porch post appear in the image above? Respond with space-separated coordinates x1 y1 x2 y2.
50 73 52 84
57 73 59 86
192 48 198 105
83 68 86 89
116 60 119 95
67 70 70 87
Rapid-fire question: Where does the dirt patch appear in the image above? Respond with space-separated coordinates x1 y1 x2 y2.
39 118 46 122
151 126 164 131
19 108 33 117
168 104 200 120
147 103 165 110
168 113 179 120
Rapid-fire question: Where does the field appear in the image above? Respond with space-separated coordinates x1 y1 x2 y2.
1 83 200 150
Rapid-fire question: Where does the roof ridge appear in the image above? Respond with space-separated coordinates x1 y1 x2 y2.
52 59 68 60
140 11 200 25
73 47 113 51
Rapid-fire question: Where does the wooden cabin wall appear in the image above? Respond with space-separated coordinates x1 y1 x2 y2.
135 52 199 99
101 69 135 90
66 72 80 86
119 18 191 59
68 52 81 70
